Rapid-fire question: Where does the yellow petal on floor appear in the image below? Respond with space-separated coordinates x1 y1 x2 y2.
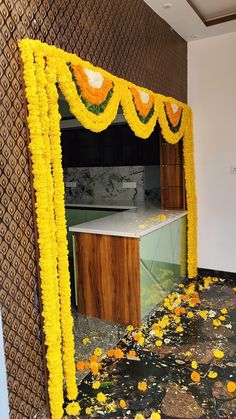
213 349 224 359
227 381 236 393
191 360 198 369
208 371 218 379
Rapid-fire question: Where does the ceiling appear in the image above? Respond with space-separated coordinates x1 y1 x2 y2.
144 0 236 41
191 0 236 20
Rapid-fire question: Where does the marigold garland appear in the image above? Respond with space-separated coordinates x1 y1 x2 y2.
71 63 113 105
45 55 78 400
18 38 198 418
19 42 64 419
130 87 154 117
165 101 183 128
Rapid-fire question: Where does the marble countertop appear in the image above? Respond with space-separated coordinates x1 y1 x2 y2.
69 201 187 238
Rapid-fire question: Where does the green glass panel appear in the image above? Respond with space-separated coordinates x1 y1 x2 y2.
140 216 187 318
85 210 116 222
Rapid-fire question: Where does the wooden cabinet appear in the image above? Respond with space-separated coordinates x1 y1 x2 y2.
74 233 141 326
160 137 185 210
61 123 160 167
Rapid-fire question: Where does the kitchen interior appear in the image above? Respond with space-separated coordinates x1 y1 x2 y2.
59 92 187 343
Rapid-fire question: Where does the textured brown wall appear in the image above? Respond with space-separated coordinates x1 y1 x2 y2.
0 0 187 417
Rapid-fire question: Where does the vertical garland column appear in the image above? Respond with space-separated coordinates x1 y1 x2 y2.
45 55 79 404
183 108 198 278
19 43 64 418
34 50 62 341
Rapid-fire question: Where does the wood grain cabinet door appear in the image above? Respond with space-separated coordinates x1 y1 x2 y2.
160 136 186 209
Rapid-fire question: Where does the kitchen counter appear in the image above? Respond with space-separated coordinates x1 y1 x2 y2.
70 201 187 326
69 201 187 238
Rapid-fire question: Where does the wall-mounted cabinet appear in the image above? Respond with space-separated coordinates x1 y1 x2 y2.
160 137 185 210
61 123 160 168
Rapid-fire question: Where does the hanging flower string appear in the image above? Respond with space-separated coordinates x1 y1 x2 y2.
19 42 64 419
19 38 198 418
45 54 78 401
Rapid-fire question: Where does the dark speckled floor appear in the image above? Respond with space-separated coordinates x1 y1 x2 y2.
65 277 236 418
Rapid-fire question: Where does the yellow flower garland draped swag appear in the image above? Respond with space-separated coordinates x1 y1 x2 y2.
19 38 197 418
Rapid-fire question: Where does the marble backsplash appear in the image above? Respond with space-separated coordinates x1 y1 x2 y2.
64 166 160 204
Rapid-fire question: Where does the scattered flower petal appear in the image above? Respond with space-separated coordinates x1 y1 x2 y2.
96 392 107 404
227 381 236 393
191 360 198 369
213 349 224 359
191 371 201 383
119 399 127 408
208 371 218 379
138 381 148 392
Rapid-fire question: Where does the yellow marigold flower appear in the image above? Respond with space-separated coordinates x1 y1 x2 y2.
90 361 100 375
212 319 222 327
219 315 226 321
152 323 160 330
187 311 194 319
208 371 218 379
127 324 134 332
159 317 170 328
173 298 181 307
92 381 100 389
94 347 103 357
176 325 184 333
226 381 236 393
184 351 192 357
203 277 212 288
133 331 143 340
178 283 184 288
137 336 145 345
191 371 201 383
134 414 145 419
199 310 208 320
85 407 92 416
128 350 137 358
96 392 107 404
155 340 163 347
220 308 228 315
191 360 198 369
186 286 195 295
138 380 148 392
199 285 204 291
233 287 236 292
114 348 124 358
173 315 181 324
82 337 90 345
213 349 224 359
119 399 127 408
65 401 81 415
150 413 161 419
154 329 164 338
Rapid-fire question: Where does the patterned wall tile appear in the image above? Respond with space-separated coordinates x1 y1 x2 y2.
0 0 187 417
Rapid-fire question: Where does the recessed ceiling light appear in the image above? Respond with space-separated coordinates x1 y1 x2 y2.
163 3 172 9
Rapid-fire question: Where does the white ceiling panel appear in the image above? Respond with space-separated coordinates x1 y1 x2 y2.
144 0 236 41
192 0 236 20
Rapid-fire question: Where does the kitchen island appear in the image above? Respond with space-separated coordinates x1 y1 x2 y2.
69 202 187 326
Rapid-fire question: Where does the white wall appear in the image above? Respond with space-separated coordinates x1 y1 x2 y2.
0 310 9 419
188 32 236 272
